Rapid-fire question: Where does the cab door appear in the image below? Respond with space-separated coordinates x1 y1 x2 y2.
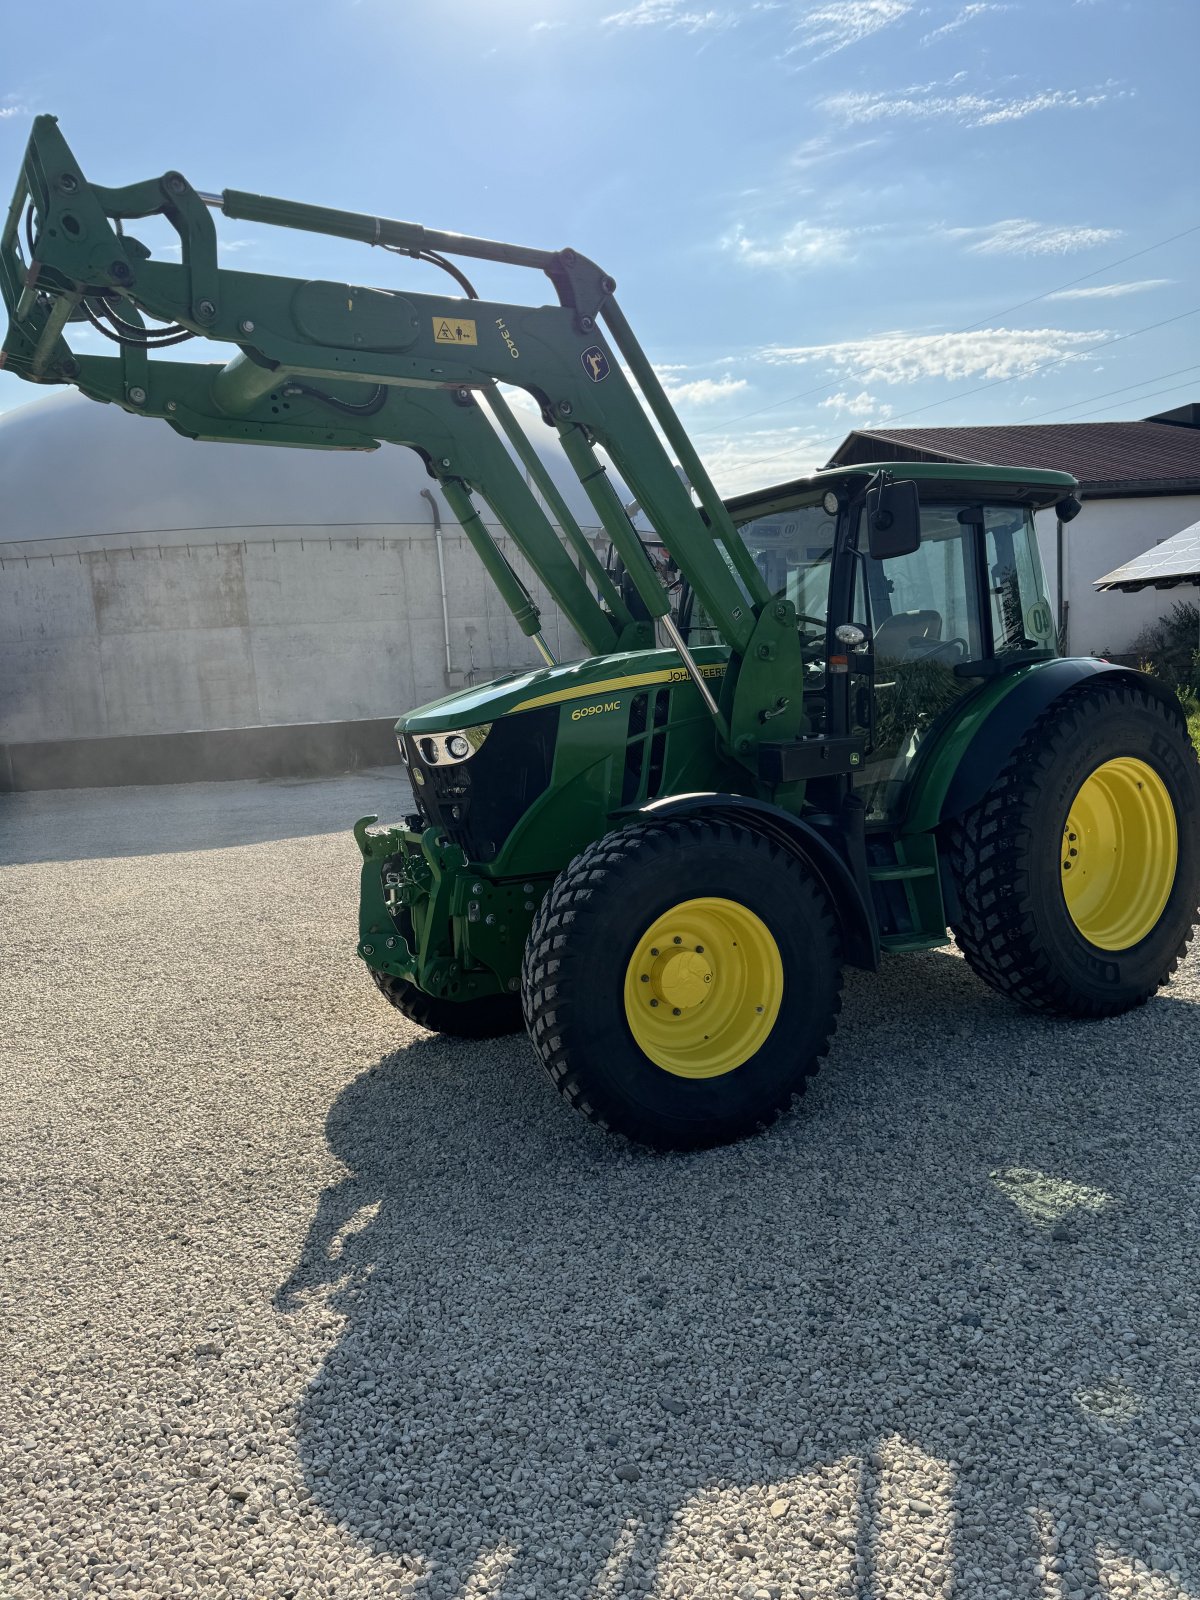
854 504 986 822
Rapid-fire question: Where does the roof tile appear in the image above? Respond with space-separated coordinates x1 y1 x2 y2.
830 419 1200 493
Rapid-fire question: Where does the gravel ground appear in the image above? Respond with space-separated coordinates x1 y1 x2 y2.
2 772 1198 1600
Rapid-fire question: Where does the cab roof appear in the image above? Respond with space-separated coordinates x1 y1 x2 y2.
724 459 1079 520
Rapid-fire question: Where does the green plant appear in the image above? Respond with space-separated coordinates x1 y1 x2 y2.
1127 601 1200 698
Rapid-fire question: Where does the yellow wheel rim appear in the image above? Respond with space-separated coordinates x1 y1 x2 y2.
1061 756 1178 951
622 897 784 1079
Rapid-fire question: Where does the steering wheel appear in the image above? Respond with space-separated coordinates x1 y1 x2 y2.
906 636 968 664
926 637 969 663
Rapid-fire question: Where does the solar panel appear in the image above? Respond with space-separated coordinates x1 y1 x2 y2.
1095 518 1200 592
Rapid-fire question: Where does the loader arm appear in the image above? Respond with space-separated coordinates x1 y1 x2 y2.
2 116 810 765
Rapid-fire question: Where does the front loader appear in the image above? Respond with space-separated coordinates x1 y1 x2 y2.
6 116 1198 1149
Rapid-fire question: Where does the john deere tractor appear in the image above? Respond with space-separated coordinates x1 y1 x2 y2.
6 117 1197 1148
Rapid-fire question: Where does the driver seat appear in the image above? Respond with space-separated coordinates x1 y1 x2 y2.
873 609 943 662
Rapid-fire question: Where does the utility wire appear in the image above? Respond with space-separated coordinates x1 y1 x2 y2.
738 306 1200 472
1035 376 1200 425
955 222 1200 332
825 306 1199 431
693 220 1199 437
1010 363 1200 424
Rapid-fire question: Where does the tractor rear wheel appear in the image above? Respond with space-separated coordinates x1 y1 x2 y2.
521 818 842 1150
369 969 524 1038
947 679 1200 1016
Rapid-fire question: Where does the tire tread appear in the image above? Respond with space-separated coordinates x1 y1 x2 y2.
947 680 1197 1016
370 969 524 1038
521 818 843 1146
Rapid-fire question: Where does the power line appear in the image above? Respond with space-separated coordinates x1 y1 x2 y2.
692 220 1199 437
1036 376 1200 425
829 306 1199 430
955 222 1200 332
1013 363 1200 424
736 306 1200 472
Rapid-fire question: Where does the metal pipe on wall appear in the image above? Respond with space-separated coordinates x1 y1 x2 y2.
420 487 454 680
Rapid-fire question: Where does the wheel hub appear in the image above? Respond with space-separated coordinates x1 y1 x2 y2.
623 897 784 1079
1061 755 1178 951
651 947 713 1010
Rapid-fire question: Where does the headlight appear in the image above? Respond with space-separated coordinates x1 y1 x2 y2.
408 724 492 766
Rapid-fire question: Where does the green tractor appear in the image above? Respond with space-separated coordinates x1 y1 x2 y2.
7 118 1198 1149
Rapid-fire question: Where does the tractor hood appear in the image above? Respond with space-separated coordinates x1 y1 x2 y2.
397 645 730 735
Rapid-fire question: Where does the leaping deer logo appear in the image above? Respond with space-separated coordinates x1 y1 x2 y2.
581 345 611 383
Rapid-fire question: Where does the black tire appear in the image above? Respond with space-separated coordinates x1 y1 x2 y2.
369 969 524 1039
521 818 843 1150
947 679 1200 1016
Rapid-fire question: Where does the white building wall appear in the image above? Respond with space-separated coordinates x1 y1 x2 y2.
1033 494 1199 655
0 527 595 744
0 391 610 747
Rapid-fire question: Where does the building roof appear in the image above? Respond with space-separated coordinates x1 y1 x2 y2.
1096 517 1200 592
827 410 1200 498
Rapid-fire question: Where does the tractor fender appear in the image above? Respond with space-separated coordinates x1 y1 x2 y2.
935 658 1186 825
631 792 880 971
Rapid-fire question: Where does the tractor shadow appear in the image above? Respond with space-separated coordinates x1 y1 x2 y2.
277 950 1200 1596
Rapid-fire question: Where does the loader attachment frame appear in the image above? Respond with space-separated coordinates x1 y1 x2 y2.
2 116 818 766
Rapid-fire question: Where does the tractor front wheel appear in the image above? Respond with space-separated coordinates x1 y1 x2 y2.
521 819 843 1150
369 970 524 1038
947 679 1200 1016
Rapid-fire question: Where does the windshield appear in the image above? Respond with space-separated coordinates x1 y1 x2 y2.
688 495 837 654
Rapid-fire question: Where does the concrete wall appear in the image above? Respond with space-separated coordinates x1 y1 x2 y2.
0 525 595 744
1033 494 1199 655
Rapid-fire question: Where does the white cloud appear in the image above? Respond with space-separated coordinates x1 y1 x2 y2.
788 133 881 170
947 218 1121 256
602 0 724 30
723 220 856 268
1045 277 1171 301
762 326 1108 385
790 1 912 59
819 389 894 420
1 103 29 119
921 2 1003 43
824 83 1114 126
700 425 829 496
660 372 749 405
530 18 566 30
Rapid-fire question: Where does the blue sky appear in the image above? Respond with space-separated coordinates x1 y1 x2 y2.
2 0 1195 493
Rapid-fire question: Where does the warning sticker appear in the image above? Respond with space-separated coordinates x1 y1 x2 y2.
433 316 478 346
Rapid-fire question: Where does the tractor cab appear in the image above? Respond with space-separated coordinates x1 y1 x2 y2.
711 461 1078 822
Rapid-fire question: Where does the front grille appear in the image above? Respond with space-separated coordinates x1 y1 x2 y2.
404 706 558 863
620 687 671 805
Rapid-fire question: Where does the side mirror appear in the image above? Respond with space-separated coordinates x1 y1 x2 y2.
865 473 921 561
1055 493 1083 523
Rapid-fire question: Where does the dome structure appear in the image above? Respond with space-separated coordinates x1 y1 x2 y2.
0 391 619 789
0 389 612 547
